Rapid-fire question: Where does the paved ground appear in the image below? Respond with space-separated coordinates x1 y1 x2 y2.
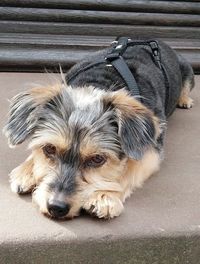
0 73 200 264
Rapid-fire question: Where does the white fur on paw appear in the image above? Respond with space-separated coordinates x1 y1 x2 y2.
84 192 124 219
10 181 22 193
10 179 33 194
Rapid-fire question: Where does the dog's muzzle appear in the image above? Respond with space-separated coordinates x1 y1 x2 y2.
47 199 70 218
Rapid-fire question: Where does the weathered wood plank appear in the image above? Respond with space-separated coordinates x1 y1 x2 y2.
0 33 200 51
0 53 199 73
0 21 200 39
0 33 111 47
0 46 92 65
0 7 200 27
0 0 199 14
0 39 199 73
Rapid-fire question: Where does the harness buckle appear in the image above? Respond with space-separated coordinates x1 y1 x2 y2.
108 37 130 58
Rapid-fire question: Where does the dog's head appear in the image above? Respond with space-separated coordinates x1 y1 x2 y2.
4 83 161 219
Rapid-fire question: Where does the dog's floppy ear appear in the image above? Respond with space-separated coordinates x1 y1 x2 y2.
3 84 61 147
105 90 161 160
3 91 39 147
119 108 157 160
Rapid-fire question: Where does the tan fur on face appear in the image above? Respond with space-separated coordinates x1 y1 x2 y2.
29 132 69 153
32 148 53 182
80 141 102 158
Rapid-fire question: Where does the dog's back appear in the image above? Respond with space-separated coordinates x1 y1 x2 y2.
66 40 194 120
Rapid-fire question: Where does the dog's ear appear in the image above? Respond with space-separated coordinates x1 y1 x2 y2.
3 91 39 147
119 108 157 160
3 84 61 147
104 90 161 160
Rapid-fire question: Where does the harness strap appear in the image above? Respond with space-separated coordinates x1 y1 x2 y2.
67 60 105 84
105 54 140 98
161 63 171 114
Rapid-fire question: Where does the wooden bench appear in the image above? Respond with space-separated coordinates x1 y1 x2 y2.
0 0 199 72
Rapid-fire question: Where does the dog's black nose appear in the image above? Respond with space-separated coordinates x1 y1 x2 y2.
47 200 70 218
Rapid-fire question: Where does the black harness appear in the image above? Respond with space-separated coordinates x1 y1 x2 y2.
67 37 170 109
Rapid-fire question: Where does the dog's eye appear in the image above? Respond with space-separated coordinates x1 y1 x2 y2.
43 144 56 157
84 155 106 168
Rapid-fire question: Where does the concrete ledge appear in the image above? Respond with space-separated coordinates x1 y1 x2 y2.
1 237 200 264
0 73 200 263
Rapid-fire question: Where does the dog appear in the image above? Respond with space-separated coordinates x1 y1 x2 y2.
3 38 194 220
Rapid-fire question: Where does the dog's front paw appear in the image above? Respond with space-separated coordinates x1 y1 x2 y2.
10 166 35 194
83 192 124 219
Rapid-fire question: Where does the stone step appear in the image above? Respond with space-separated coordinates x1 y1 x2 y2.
0 73 200 264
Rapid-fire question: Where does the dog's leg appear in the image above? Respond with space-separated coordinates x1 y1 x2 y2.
177 55 194 109
10 155 36 194
177 80 194 109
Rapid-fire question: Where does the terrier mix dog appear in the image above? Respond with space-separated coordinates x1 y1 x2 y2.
4 38 194 220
